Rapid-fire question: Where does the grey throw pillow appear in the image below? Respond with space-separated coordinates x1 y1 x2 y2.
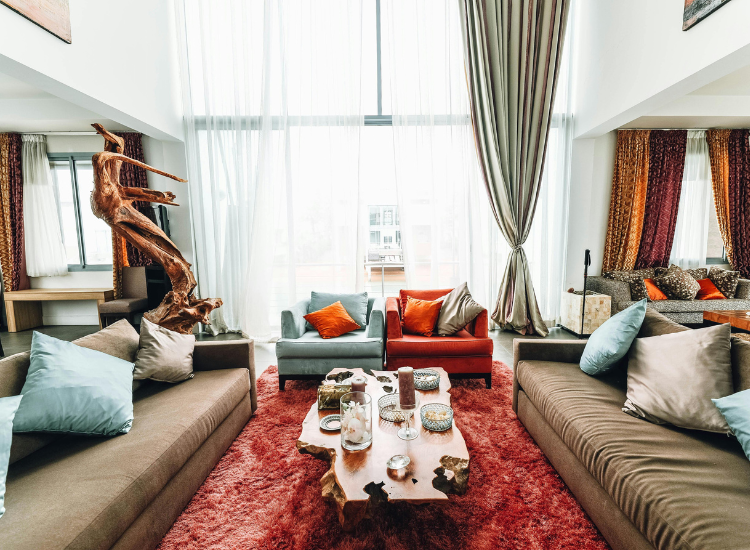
134 318 195 383
307 292 368 331
652 264 699 300
603 269 654 301
623 323 733 433
708 266 740 298
435 282 484 336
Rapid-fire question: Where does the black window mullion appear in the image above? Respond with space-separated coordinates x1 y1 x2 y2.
69 158 87 268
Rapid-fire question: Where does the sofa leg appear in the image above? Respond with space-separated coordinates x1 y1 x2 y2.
484 374 492 389
279 376 286 391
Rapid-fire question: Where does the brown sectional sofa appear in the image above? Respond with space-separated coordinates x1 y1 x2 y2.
0 325 256 550
513 338 750 550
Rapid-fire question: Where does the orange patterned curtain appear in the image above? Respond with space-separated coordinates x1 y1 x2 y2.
706 129 734 267
602 130 651 272
0 133 28 292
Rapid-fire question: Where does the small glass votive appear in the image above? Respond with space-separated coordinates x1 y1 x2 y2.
340 391 372 451
420 403 453 432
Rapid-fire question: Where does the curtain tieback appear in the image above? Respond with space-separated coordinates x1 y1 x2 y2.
511 244 524 252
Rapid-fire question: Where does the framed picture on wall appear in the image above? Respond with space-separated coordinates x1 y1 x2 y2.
0 0 71 43
683 0 733 31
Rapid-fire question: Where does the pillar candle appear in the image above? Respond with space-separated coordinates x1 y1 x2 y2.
351 376 367 393
398 367 416 408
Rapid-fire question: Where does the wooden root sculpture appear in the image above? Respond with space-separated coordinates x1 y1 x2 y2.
91 124 222 334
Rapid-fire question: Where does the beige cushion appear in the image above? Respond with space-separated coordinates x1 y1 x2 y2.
730 335 750 392
637 307 690 338
134 318 195 383
517 359 750 550
98 298 148 314
1 369 249 550
435 282 485 336
623 323 733 433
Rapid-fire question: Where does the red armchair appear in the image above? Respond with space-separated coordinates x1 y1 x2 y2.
386 289 493 388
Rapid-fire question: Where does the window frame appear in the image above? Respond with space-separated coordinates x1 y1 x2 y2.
48 152 112 272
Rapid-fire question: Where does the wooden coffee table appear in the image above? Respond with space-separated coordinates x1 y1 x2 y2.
296 367 470 531
703 310 750 331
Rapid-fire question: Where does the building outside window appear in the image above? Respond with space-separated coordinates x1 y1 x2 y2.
49 153 113 270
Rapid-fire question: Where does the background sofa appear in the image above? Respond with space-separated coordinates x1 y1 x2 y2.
512 317 750 550
0 321 256 550
587 275 750 323
385 289 493 387
276 296 386 389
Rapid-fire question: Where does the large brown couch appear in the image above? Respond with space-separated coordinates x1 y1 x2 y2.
0 322 256 550
513 334 750 550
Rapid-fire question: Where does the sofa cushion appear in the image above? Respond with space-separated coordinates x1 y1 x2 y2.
276 329 382 359
307 292 368 330
0 368 249 550
603 269 654 301
386 330 492 357
97 298 149 314
402 296 443 336
653 264 700 300
709 266 740 298
580 299 646 376
517 359 750 550
399 288 453 313
134 317 195 383
731 336 750 392
637 307 690 338
617 297 750 313
304 301 362 339
436 282 484 336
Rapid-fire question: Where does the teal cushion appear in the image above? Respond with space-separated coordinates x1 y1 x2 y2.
307 292 368 330
0 395 22 518
713 389 750 461
580 299 647 376
13 332 135 436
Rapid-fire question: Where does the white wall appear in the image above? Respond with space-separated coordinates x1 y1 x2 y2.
33 135 191 325
0 0 183 140
574 0 750 138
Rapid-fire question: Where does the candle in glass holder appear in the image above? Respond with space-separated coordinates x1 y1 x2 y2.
398 367 416 408
351 375 367 393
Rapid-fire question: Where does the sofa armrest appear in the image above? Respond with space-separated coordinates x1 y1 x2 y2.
467 309 489 338
735 279 750 299
511 339 587 413
586 276 631 305
386 297 403 340
281 299 310 340
366 297 386 339
193 339 257 412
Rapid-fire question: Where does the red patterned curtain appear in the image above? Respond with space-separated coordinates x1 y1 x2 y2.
113 132 155 268
634 130 687 269
0 133 29 292
728 129 750 278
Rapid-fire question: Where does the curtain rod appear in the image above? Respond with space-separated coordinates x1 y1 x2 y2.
38 131 99 136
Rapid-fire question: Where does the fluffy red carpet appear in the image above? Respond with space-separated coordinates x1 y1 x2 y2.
158 362 609 550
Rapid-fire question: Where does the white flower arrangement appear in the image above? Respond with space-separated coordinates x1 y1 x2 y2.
341 402 370 444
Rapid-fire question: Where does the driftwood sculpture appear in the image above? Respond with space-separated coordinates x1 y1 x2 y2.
90 124 221 334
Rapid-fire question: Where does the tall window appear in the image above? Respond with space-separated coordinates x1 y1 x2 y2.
49 153 112 269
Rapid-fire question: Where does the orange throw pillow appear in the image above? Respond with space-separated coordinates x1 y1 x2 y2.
696 278 726 300
402 296 443 337
644 278 668 301
303 301 361 339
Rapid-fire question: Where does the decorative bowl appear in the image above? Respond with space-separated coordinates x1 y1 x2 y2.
378 393 413 422
414 369 440 391
420 403 453 431
319 414 341 432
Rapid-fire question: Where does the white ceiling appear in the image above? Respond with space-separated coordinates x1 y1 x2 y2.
0 71 133 133
623 63 750 129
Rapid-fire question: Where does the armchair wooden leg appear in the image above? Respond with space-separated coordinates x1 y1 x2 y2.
279 376 286 391
484 373 492 389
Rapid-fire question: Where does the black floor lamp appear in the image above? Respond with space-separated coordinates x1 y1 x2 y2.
580 249 591 338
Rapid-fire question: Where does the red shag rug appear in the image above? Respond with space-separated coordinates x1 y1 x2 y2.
158 362 609 550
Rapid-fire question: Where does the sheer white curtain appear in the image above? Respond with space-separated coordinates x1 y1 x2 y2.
22 135 68 277
669 130 711 269
176 0 364 339
383 0 504 313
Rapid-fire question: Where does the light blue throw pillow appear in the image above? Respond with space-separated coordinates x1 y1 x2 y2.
307 292 369 330
0 395 22 518
580 299 647 376
13 332 135 436
713 389 750 461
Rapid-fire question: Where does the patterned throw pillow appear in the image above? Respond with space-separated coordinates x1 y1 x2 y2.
603 269 655 301
653 265 700 300
686 268 708 281
708 266 740 299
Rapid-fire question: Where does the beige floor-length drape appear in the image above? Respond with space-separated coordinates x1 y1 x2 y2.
459 0 570 336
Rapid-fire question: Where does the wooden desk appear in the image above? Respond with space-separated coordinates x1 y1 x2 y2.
4 288 114 332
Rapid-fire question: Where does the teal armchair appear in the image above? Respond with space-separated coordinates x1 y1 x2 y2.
276 297 386 389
